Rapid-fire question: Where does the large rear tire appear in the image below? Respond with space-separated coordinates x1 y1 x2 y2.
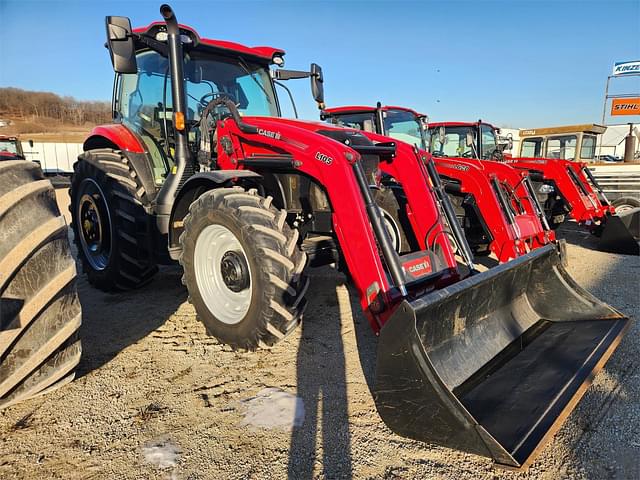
179 187 308 350
70 149 157 291
0 161 81 409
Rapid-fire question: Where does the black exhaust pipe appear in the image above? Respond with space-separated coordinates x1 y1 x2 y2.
155 4 191 215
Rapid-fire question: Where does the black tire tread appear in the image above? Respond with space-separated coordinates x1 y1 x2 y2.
0 160 81 409
179 187 308 350
70 149 157 291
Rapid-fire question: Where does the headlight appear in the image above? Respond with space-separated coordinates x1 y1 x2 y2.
539 184 554 194
272 55 285 67
154 31 193 43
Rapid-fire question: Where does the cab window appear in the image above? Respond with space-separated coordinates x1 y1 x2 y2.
580 135 596 160
520 137 543 157
480 124 497 159
546 135 577 160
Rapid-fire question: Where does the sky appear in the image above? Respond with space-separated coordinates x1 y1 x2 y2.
1 0 639 128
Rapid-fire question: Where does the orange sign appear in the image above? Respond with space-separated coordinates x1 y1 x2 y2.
611 97 640 116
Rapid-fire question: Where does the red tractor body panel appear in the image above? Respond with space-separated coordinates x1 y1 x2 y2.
84 124 146 153
436 157 553 260
323 107 553 262
507 157 615 227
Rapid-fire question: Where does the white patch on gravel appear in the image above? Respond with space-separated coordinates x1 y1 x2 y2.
240 387 305 430
142 437 181 469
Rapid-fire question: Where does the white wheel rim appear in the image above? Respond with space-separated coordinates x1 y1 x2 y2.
194 224 252 325
615 204 635 215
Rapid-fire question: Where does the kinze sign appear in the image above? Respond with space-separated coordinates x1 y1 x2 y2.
612 60 640 76
611 98 640 116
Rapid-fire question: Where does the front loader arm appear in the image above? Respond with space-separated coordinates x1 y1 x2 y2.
214 118 404 330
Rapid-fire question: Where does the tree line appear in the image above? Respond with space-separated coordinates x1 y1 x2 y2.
0 87 111 125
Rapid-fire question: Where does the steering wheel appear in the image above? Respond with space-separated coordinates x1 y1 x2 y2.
460 150 474 158
490 149 505 161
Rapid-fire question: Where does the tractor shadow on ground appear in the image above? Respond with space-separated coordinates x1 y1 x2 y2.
74 265 187 377
287 267 378 480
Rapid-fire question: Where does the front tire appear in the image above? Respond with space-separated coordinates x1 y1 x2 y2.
373 186 417 254
179 187 308 350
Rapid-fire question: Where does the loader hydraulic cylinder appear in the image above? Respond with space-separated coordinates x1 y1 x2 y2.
424 156 477 271
524 176 551 231
352 159 408 296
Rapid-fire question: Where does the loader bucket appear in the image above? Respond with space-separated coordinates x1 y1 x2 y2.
374 244 630 469
598 208 639 255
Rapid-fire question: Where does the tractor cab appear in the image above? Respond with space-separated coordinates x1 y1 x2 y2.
111 22 285 185
0 135 25 161
427 121 504 160
518 124 605 162
323 105 428 148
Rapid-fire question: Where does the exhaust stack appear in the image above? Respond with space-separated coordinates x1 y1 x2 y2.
155 4 191 214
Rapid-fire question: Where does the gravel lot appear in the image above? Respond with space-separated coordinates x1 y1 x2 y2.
0 192 638 480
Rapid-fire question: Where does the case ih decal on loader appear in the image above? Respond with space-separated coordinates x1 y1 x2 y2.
69 5 631 469
322 105 556 263
428 121 639 256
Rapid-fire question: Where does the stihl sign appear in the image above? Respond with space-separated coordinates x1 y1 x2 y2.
611 98 640 116
612 61 640 76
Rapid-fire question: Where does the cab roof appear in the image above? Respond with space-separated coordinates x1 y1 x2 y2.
133 22 285 63
428 121 499 130
519 124 606 137
324 105 426 118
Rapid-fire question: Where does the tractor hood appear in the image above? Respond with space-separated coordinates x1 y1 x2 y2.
243 115 365 139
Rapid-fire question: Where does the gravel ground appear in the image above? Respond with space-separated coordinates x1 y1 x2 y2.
0 193 638 480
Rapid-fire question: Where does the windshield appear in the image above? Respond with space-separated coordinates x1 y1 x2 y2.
327 112 377 132
383 109 425 147
428 126 474 158
117 50 278 181
118 50 278 128
0 140 19 155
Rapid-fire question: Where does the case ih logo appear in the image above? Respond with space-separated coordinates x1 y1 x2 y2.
402 256 432 279
439 162 470 171
612 61 640 76
315 152 333 165
257 128 281 140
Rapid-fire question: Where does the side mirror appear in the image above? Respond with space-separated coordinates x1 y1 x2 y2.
105 16 137 74
419 115 429 130
28 139 34 148
310 63 324 108
466 131 475 147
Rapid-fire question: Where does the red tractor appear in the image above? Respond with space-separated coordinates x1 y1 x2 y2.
427 121 639 255
68 5 630 469
0 135 25 161
321 105 557 264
